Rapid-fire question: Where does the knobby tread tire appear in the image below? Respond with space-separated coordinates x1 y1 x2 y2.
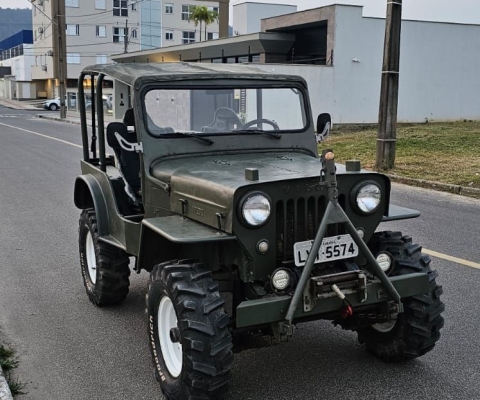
358 231 445 362
78 209 130 306
147 260 233 400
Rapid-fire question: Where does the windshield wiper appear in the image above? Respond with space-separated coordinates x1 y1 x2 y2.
234 129 281 139
175 132 214 145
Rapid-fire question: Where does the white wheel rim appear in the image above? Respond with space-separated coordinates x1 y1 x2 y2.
372 320 396 333
158 296 183 378
85 231 97 284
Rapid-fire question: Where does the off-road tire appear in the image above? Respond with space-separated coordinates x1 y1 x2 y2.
357 231 445 362
78 209 130 306
147 260 233 400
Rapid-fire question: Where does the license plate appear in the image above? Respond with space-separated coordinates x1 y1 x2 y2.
293 234 359 267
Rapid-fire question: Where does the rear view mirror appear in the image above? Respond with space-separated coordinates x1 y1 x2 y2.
316 113 332 143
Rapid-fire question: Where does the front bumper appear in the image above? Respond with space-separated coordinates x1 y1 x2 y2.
235 272 428 328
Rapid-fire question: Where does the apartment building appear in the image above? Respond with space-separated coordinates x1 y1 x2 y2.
31 0 140 102
140 0 221 50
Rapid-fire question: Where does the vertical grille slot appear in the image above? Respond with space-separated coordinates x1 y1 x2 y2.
276 195 327 262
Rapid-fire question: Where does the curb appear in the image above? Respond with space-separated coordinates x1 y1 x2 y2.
37 114 81 125
388 174 480 198
0 366 13 400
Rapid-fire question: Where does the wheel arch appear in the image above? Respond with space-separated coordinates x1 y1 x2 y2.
74 175 110 237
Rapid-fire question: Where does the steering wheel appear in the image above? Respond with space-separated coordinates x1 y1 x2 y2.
240 118 280 131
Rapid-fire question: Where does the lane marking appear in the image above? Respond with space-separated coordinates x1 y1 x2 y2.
0 121 82 148
424 248 480 270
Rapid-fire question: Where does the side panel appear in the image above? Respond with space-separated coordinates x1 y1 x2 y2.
74 161 142 255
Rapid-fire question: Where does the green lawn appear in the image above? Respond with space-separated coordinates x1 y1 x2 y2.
323 121 480 188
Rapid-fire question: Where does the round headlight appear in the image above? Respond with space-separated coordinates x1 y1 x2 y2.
356 183 381 214
242 193 271 226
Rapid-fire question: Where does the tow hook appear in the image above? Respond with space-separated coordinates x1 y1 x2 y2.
331 284 353 318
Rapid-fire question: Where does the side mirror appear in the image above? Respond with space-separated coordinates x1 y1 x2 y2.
106 122 128 149
316 113 332 143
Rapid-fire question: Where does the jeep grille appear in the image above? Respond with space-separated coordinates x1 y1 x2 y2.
276 195 346 262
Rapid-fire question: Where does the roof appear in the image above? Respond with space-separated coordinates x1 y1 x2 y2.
81 62 306 88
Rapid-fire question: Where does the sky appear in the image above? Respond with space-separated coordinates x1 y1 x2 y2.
4 0 480 25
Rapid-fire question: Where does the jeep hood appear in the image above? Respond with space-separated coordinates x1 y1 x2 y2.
151 152 353 232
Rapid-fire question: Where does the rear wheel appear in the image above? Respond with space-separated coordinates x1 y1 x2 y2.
147 260 233 400
78 209 130 306
357 231 445 362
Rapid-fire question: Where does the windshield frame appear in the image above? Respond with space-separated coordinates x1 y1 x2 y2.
140 79 311 139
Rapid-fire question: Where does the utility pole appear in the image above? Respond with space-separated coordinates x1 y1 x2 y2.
375 0 402 170
52 0 67 119
124 19 129 53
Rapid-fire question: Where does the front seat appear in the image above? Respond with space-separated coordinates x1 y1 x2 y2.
106 121 142 207
202 107 242 132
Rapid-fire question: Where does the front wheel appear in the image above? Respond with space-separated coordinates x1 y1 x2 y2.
147 260 233 400
49 103 58 111
357 231 445 362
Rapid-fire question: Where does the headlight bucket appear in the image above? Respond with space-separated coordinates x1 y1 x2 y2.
240 192 271 227
351 181 382 214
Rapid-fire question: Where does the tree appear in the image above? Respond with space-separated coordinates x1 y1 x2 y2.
204 9 219 41
189 6 218 41
189 6 209 41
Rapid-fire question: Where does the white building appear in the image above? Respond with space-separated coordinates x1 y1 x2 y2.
114 4 480 123
0 30 36 100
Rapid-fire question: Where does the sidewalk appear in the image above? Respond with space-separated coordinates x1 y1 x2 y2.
0 98 40 111
37 110 115 126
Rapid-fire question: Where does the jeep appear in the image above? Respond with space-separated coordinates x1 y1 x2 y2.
74 63 444 400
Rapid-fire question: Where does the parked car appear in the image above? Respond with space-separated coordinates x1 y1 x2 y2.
43 97 60 111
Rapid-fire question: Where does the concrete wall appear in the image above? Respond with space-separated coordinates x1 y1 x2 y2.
233 3 297 36
333 5 480 123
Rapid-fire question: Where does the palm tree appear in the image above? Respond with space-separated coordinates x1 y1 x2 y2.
204 9 219 41
189 6 209 41
189 6 218 41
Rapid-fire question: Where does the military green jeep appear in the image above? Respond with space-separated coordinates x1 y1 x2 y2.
74 63 444 400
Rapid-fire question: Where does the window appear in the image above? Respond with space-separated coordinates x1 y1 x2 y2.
165 3 173 14
181 5 194 20
207 6 219 13
113 0 128 17
96 54 108 64
165 30 173 41
207 32 219 40
131 1 137 11
95 0 106 9
65 0 79 7
67 53 81 64
182 31 195 44
131 28 137 39
113 27 127 43
66 24 80 36
96 25 106 37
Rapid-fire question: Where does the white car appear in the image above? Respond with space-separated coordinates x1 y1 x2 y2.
43 97 60 111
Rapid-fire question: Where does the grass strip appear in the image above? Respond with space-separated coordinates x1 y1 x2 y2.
323 121 480 188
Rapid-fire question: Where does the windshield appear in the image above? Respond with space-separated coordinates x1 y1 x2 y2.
144 87 307 136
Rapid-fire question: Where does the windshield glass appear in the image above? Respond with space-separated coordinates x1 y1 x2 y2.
144 87 307 136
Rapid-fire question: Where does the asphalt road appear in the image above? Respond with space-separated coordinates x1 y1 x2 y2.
1 106 480 400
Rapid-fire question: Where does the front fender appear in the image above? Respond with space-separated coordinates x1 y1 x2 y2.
74 175 110 236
